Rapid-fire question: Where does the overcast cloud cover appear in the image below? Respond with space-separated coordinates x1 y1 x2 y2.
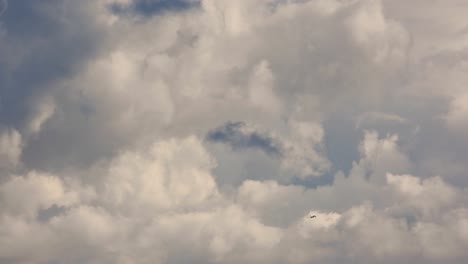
1 0 468 263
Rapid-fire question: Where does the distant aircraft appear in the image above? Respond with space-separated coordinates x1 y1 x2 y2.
309 215 316 219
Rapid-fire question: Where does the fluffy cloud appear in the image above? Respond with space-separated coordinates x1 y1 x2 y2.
0 136 283 264
237 141 468 263
207 120 329 178
1 0 468 263
5 133 465 264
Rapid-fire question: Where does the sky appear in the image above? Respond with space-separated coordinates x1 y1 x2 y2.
1 0 468 263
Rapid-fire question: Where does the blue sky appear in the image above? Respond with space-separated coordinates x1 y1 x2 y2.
110 0 200 16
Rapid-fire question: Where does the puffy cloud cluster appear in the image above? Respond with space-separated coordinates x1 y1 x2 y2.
207 120 329 178
0 137 282 263
3 133 466 264
1 0 468 263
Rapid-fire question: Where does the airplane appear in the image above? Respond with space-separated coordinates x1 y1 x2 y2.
309 215 316 219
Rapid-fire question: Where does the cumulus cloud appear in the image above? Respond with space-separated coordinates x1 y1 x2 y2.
0 136 283 264
1 0 468 263
207 120 330 178
237 138 468 263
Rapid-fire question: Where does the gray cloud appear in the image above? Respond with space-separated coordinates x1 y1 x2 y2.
0 1 105 129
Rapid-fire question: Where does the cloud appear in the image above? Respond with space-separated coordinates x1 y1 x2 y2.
25 96 55 136
10 133 460 263
446 91 468 133
355 111 408 128
0 171 83 218
0 128 22 169
207 120 330 178
1 0 468 263
248 60 283 114
236 136 468 263
0 136 283 264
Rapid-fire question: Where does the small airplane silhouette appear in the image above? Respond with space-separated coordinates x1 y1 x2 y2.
309 215 316 219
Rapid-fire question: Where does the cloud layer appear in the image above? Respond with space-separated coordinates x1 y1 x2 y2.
1 0 468 263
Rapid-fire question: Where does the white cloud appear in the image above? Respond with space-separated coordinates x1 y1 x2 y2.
281 120 330 177
99 136 220 213
0 128 22 169
248 60 282 115
26 96 56 136
446 91 468 133
0 136 283 263
358 130 410 182
345 0 409 64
